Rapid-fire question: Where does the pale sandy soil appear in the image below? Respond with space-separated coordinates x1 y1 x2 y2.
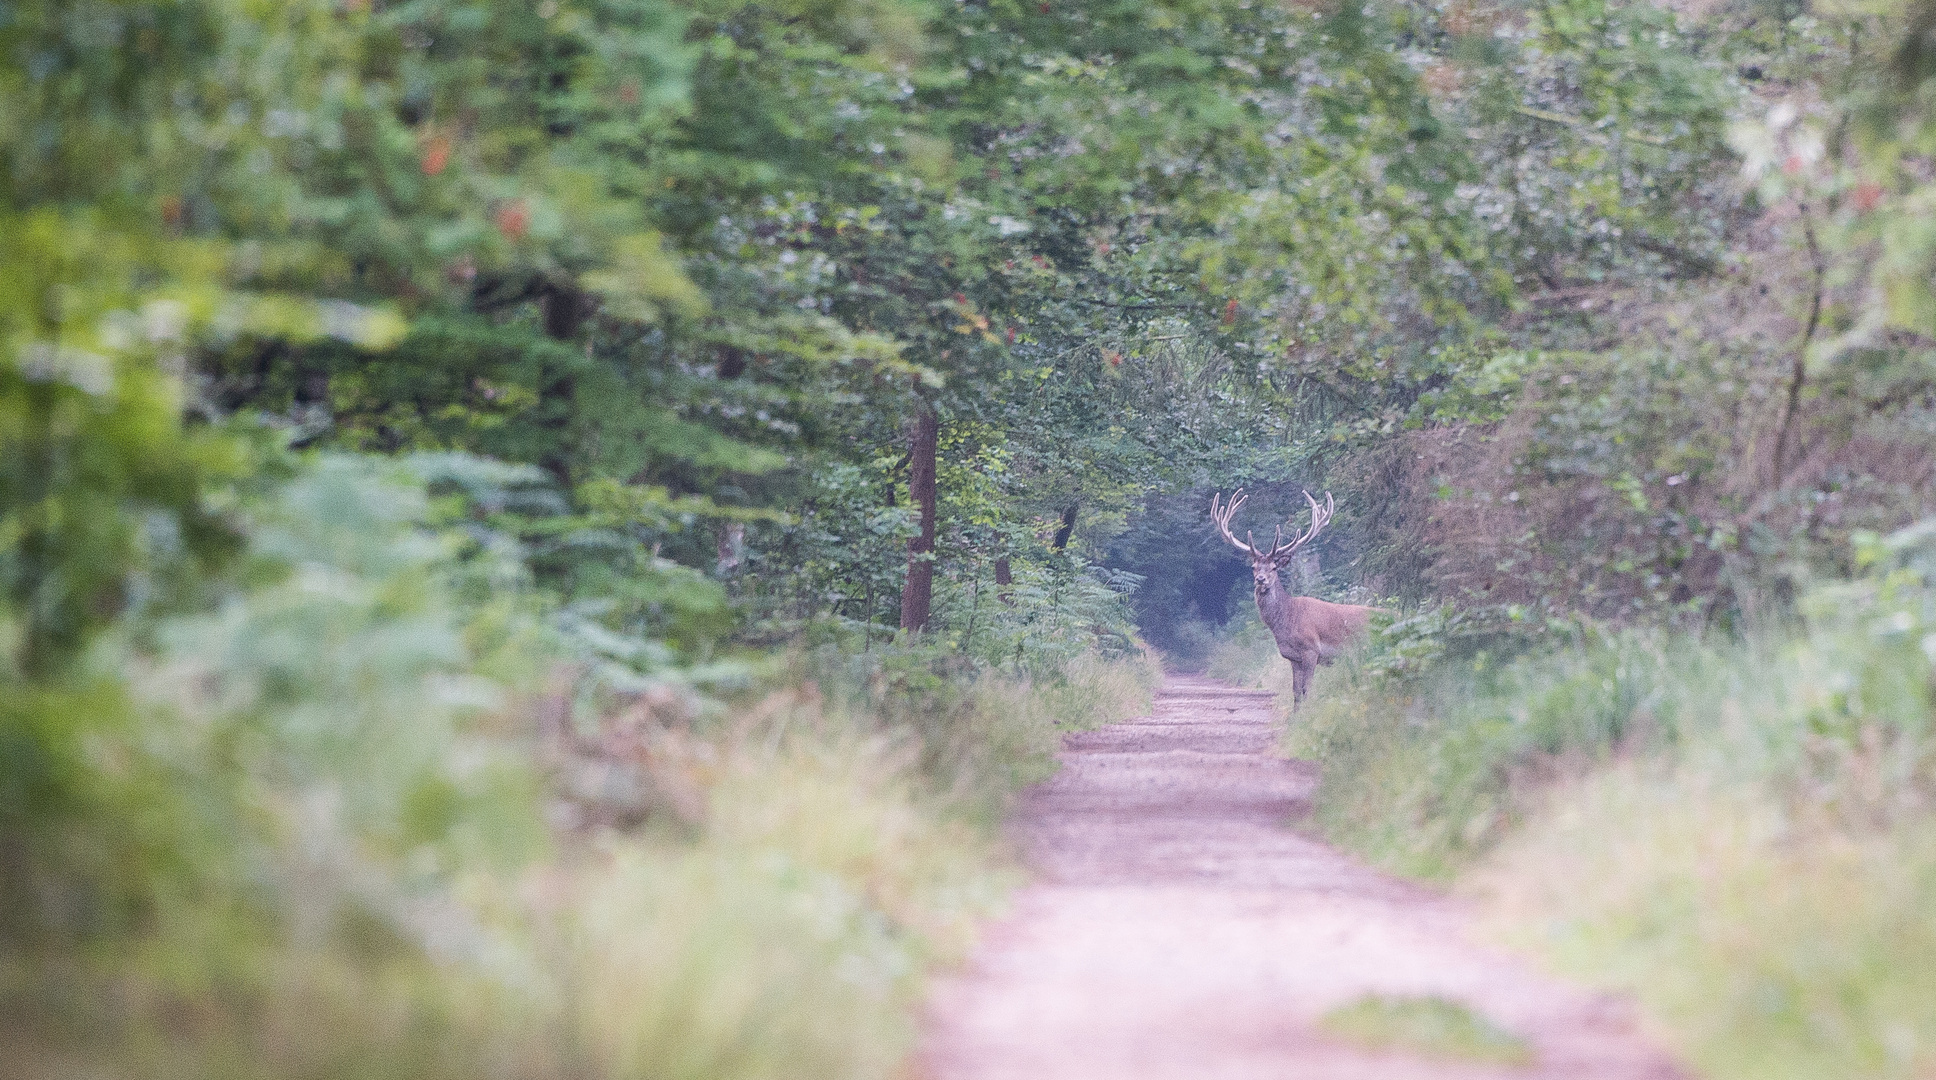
918 674 1684 1080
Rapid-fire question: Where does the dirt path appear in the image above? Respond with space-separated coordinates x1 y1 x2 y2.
919 674 1682 1080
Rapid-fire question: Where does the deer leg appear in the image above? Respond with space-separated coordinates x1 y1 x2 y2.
1290 656 1315 707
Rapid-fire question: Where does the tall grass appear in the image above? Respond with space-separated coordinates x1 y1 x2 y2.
554 711 1003 1080
1478 768 1936 1080
1274 632 1739 879
1203 609 1286 689
0 458 1160 1080
1270 525 1936 1079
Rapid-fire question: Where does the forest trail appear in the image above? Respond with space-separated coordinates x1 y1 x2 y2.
918 674 1682 1080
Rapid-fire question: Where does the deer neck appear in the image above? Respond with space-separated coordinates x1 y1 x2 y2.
1254 569 1297 626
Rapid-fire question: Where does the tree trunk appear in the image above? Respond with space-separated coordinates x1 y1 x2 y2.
899 405 939 632
540 284 594 340
994 555 1014 606
1052 503 1078 551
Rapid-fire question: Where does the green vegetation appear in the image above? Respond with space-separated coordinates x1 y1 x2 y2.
10 0 1936 1073
1318 994 1533 1066
1241 527 1936 1079
0 452 1157 1080
1186 10 1936 1070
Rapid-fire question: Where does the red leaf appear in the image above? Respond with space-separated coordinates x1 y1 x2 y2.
420 134 452 176
495 200 530 241
1852 180 1886 213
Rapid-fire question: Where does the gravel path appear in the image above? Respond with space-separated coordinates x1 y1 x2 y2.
918 674 1684 1080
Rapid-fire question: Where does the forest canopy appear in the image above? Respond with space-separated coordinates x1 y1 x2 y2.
15 0 1929 664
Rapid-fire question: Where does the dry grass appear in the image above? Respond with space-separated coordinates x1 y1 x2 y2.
1476 768 1936 1080
0 650 1160 1080
1275 574 1936 1080
560 727 1005 1080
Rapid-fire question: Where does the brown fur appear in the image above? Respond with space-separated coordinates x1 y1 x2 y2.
1248 559 1375 706
1211 490 1376 707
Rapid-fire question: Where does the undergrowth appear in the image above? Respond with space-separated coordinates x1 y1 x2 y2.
0 457 1158 1080
1252 520 1936 1080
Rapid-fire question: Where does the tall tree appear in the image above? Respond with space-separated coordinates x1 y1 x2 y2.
900 403 940 631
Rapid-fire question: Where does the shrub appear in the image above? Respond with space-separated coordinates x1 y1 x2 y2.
1291 516 1936 1079
0 453 1158 1080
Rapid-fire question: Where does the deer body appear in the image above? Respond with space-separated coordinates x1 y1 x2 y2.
1212 489 1376 707
1252 567 1375 706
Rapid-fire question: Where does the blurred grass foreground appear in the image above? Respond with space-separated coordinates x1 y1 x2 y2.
1 456 1159 1080
1211 522 1936 1080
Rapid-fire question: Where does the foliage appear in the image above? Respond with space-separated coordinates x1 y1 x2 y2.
1282 513 1936 1078
1276 626 1693 877
1325 0 1936 631
0 451 1158 1079
801 640 1161 822
1291 495 1936 885
0 0 1810 654
13 0 1936 1073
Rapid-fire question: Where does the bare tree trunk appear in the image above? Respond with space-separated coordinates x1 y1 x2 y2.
1773 205 1827 485
1052 503 1078 551
900 405 939 633
540 284 594 340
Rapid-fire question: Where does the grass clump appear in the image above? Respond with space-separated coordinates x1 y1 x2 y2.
1269 521 1936 1080
1478 774 1936 1080
1318 994 1532 1066
1286 630 1727 880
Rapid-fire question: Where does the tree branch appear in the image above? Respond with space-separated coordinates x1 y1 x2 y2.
1514 106 1668 147
1062 298 1198 311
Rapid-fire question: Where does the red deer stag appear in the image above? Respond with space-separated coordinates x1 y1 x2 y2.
1210 489 1376 707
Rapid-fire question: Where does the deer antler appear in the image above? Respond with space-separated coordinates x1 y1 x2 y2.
1211 489 1336 565
1267 490 1334 566
1209 490 1257 556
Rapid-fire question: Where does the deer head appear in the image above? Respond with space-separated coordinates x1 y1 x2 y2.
1209 488 1335 593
